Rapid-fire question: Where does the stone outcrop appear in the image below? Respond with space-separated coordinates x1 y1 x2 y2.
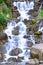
30 43 43 60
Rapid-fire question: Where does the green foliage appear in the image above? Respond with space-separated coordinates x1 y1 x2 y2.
2 5 11 14
32 18 37 24
2 5 12 20
0 13 6 25
0 0 8 4
39 10 43 17
0 0 3 4
3 0 8 3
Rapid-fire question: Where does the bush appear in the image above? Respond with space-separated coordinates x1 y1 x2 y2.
0 13 6 25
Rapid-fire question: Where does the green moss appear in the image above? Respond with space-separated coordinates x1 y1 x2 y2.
34 31 42 35
32 18 37 24
2 5 10 14
34 31 42 40
39 10 43 17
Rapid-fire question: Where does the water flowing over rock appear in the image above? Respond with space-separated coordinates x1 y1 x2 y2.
0 1 36 64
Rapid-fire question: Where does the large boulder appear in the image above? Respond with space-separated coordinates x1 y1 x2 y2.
0 33 8 45
30 44 43 60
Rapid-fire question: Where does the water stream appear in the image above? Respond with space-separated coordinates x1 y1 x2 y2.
1 1 35 64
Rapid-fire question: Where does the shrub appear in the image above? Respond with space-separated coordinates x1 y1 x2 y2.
0 13 6 25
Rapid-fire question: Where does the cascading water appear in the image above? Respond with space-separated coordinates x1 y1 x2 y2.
2 1 35 62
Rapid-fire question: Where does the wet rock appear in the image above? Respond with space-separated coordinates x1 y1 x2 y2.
9 57 22 62
0 46 6 53
23 35 29 38
12 26 19 35
16 57 22 62
8 58 17 62
0 33 8 40
0 33 8 45
30 44 43 60
26 58 39 65
27 41 33 47
10 48 22 56
0 53 3 62
34 2 40 11
28 10 38 17
39 60 43 64
23 19 32 25
18 55 24 60
11 6 17 11
12 10 20 18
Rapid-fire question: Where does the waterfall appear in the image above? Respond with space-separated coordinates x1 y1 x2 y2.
3 1 35 61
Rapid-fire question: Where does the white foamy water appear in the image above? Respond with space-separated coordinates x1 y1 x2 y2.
3 1 35 61
13 1 34 20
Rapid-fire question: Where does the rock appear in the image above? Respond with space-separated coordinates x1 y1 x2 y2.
0 53 3 62
26 58 39 65
8 57 22 62
39 64 43 65
10 48 22 56
30 44 43 60
0 33 8 45
12 10 20 18
27 41 33 47
18 55 24 60
28 10 38 17
0 46 6 53
39 60 43 64
23 35 29 38
8 58 17 62
12 26 19 35
34 0 39 2
16 57 22 62
0 33 8 40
